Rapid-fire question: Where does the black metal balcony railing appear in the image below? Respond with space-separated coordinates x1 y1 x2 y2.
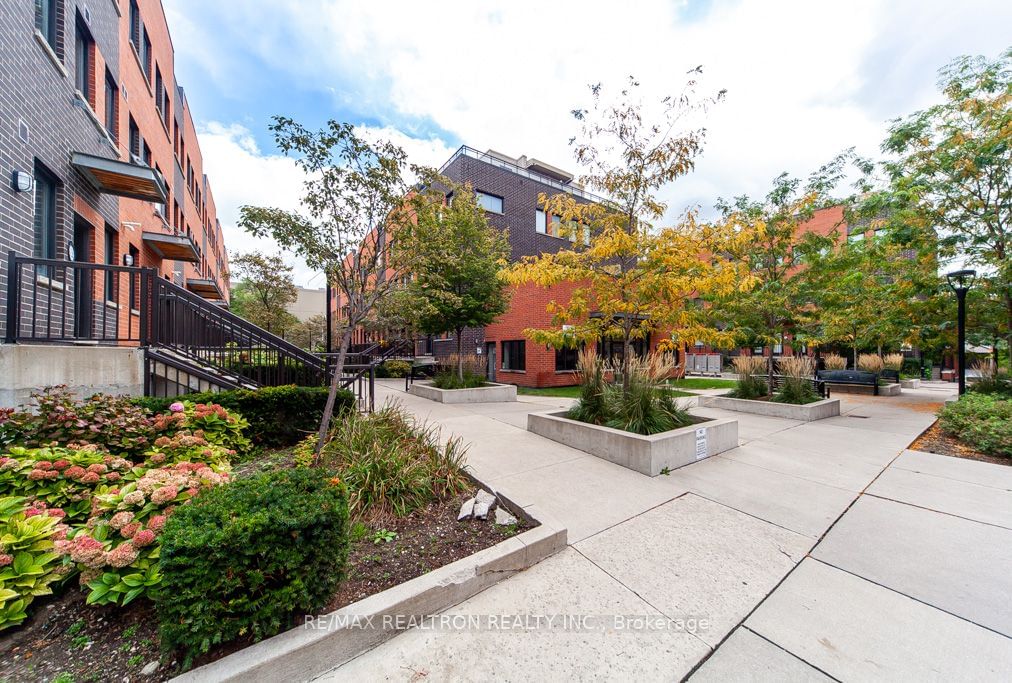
4 252 382 409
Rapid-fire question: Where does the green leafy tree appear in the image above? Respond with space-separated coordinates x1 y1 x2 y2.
507 74 741 393
239 118 431 454
883 48 1012 370
228 251 299 334
287 314 328 351
707 162 846 387
393 180 511 380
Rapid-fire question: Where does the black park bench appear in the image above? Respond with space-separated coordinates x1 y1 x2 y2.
816 369 880 396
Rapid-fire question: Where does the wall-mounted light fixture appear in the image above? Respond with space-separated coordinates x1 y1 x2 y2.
122 253 135 267
11 170 33 193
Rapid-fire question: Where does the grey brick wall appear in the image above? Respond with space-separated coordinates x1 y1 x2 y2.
0 0 120 340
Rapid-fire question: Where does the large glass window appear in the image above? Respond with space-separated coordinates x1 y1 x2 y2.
75 16 93 103
36 0 60 55
104 70 118 140
501 340 526 372
476 191 503 214
555 346 580 372
33 162 58 261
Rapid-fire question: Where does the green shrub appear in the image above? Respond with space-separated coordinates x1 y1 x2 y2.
901 357 922 378
431 354 486 389
157 468 349 666
0 387 155 456
937 393 1012 458
729 357 769 400
381 359 412 378
133 386 356 448
0 496 68 631
318 405 468 519
773 356 818 405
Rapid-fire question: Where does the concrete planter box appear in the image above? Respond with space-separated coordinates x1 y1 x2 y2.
527 411 738 476
700 396 840 421
173 499 565 683
879 382 902 396
900 378 921 389
408 381 516 404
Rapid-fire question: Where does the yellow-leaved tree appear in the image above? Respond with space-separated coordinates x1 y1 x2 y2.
505 74 751 391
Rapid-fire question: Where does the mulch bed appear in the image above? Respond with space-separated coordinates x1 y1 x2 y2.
910 421 1010 467
0 490 528 682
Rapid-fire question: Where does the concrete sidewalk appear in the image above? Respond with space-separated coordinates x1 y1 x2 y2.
318 382 1012 681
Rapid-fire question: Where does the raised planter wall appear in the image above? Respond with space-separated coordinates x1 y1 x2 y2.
900 378 921 389
701 396 841 421
879 383 902 396
527 411 738 476
408 382 517 404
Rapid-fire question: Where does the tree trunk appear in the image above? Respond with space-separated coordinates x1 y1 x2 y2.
767 350 775 397
621 333 632 393
314 329 352 461
1006 289 1012 373
456 328 464 381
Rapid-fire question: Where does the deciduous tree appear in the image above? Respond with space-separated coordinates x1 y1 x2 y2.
228 251 299 334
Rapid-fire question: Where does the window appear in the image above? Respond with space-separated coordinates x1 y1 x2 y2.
536 209 546 234
128 116 141 160
141 28 152 82
535 209 564 237
773 342 783 355
142 141 151 167
104 70 118 140
501 340 526 372
476 191 503 214
555 346 579 372
104 226 117 302
847 231 865 243
36 0 61 56
129 0 141 52
33 162 58 262
128 245 140 310
155 66 170 127
75 15 94 104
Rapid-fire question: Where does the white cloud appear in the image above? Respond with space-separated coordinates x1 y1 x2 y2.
169 0 1011 278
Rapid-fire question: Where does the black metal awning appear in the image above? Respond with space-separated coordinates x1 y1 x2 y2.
142 231 199 262
72 151 168 203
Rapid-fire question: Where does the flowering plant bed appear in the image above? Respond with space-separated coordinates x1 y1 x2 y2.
0 490 535 682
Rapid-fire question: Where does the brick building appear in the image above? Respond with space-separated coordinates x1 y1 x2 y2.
0 0 228 343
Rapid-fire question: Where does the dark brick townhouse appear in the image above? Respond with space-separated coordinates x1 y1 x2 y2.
0 0 228 343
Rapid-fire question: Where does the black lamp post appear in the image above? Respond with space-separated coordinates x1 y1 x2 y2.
946 269 976 396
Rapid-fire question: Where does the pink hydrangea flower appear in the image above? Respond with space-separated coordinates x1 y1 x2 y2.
149 453 166 464
132 529 156 547
52 523 70 540
87 463 108 474
147 515 167 532
109 511 135 529
27 469 47 481
65 465 87 480
169 402 185 413
47 507 66 518
35 461 54 471
106 542 138 568
44 470 59 480
80 472 100 484
119 522 140 539
151 486 178 504
123 491 145 506
69 535 106 568
53 459 71 470
24 507 42 517
105 472 121 482
0 553 12 567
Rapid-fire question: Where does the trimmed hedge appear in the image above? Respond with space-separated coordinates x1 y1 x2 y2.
133 386 356 448
938 393 1012 458
157 467 350 665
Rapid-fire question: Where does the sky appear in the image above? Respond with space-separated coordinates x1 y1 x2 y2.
162 0 1011 286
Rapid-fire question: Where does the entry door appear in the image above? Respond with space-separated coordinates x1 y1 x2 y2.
485 342 497 382
73 220 93 338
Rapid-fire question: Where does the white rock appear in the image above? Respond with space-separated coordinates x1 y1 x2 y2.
457 497 476 521
495 507 518 526
472 489 497 520
141 661 159 676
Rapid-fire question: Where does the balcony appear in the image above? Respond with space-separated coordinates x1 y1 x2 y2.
142 231 199 262
72 151 168 203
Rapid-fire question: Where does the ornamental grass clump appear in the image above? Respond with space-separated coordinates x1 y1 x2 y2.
773 356 818 405
969 360 1012 397
883 353 905 371
729 356 769 400
157 468 350 667
317 404 468 520
431 354 486 389
822 354 847 371
566 350 691 435
857 353 885 374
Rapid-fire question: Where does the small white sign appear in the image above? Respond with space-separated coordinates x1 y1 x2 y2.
694 427 707 460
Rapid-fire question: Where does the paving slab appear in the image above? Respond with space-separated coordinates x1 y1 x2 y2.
488 453 684 542
688 627 833 682
661 456 857 538
575 494 812 647
813 495 1012 635
316 547 711 682
747 559 1012 681
690 407 801 443
892 449 1012 490
719 440 884 492
754 421 909 467
818 413 937 436
867 466 1012 529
